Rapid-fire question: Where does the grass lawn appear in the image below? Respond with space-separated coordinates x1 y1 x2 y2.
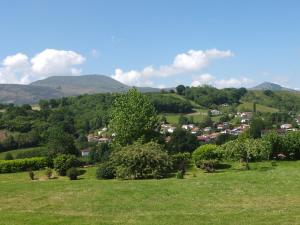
237 102 279 113
0 161 300 225
161 108 221 125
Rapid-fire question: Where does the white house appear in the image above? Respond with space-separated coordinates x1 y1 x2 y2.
281 124 293 129
81 149 90 157
211 110 221 116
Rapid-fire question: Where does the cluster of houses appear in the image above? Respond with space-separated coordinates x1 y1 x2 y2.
81 111 300 156
160 121 250 144
86 127 111 144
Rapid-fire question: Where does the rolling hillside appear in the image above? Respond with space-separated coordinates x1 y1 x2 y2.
251 82 296 92
0 75 159 104
0 84 64 104
31 74 159 95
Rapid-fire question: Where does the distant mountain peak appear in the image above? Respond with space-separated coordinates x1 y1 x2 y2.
251 82 296 92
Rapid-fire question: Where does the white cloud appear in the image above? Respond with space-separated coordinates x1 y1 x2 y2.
31 49 85 76
0 49 85 84
191 74 254 89
0 53 31 84
190 74 215 87
112 49 233 86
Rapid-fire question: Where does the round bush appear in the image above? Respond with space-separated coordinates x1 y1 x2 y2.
53 154 79 176
220 139 271 162
171 152 191 172
66 167 78 180
192 144 219 168
96 162 115 179
110 141 172 179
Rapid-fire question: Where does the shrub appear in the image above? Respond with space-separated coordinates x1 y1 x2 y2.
201 160 219 172
262 131 284 158
192 144 219 168
176 170 184 179
4 153 14 160
28 171 35 180
66 167 78 180
282 131 300 159
44 167 52 179
53 154 80 176
96 162 115 179
0 157 48 173
110 141 172 179
171 152 191 172
220 139 271 162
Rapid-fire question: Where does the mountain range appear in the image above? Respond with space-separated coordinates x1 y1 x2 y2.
0 75 160 104
0 75 297 105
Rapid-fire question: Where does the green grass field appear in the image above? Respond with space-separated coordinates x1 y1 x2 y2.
0 147 46 159
161 109 221 125
237 102 279 113
0 161 300 225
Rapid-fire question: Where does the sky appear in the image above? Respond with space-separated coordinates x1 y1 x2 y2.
0 0 300 89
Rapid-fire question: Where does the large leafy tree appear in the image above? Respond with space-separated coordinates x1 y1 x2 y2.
47 127 79 157
176 85 186 95
249 116 265 138
167 128 199 153
109 89 158 146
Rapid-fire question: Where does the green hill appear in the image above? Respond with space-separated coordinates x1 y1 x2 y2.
251 82 296 92
242 90 300 112
0 75 160 105
237 102 279 113
31 74 159 95
0 84 64 104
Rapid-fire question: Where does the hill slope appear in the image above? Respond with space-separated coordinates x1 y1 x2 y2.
251 82 296 92
0 75 160 105
0 84 64 104
31 74 159 95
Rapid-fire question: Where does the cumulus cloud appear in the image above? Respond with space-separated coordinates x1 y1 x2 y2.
112 49 233 86
191 74 254 89
0 49 85 84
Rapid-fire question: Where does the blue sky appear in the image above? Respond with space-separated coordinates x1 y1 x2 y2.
0 0 300 89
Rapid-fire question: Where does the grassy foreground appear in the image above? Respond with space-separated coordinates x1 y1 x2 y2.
0 162 300 225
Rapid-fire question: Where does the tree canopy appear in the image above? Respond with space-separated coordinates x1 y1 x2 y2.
109 89 158 146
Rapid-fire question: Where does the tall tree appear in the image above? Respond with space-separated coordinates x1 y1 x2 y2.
249 116 265 139
109 89 158 146
176 85 186 95
167 128 199 153
47 127 79 157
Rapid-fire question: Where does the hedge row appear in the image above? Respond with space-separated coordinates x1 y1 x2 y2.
0 157 49 173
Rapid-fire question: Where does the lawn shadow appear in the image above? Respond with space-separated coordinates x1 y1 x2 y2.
217 163 232 170
78 169 87 176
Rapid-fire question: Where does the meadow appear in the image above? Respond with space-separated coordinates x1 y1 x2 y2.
0 161 299 225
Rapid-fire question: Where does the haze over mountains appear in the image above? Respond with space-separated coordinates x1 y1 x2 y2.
0 75 297 104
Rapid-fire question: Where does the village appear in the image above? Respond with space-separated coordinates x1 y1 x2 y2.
82 109 300 156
